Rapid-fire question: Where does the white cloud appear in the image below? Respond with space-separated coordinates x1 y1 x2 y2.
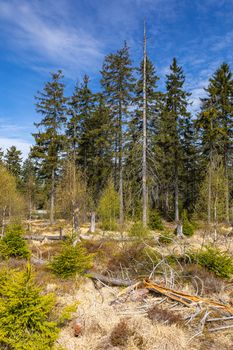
0 138 31 160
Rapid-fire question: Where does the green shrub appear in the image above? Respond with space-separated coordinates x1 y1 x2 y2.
0 265 58 350
129 221 150 239
191 246 233 278
149 210 164 230
0 223 30 259
50 243 93 279
182 210 194 236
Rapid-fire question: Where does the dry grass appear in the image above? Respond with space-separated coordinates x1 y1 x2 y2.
56 279 190 350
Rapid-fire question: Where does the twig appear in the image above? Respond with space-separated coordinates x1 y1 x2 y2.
209 324 233 332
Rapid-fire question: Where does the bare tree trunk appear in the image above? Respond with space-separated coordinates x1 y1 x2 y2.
50 168 55 225
208 151 212 225
1 206 7 235
214 195 217 241
165 188 169 217
225 158 229 223
119 101 124 230
90 212 96 233
142 21 147 228
28 195 32 232
119 166 124 229
174 165 179 222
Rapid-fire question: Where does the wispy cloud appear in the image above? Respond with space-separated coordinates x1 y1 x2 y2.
0 0 104 77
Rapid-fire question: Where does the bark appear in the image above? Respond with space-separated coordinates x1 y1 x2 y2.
208 149 213 225
50 168 55 225
225 159 229 223
90 212 96 233
1 206 7 235
119 100 124 229
142 21 147 228
176 222 183 237
174 165 179 222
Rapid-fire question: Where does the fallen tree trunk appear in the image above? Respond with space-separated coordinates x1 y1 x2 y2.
88 272 135 287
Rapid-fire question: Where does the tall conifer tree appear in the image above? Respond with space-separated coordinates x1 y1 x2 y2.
101 43 134 227
32 70 67 224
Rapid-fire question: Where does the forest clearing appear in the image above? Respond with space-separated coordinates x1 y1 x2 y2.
1 1 233 349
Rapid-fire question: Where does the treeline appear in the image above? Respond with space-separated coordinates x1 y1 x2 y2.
1 43 233 229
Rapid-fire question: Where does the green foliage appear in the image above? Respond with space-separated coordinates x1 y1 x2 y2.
97 180 120 231
0 223 30 259
58 302 79 326
191 246 233 278
129 221 150 239
149 210 164 230
0 265 59 350
4 146 22 183
182 210 194 236
50 242 93 279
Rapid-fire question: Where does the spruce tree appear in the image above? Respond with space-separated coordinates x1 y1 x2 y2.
157 58 191 222
83 93 113 199
4 145 22 185
196 63 233 222
66 75 95 168
31 70 67 224
101 43 134 227
126 56 159 219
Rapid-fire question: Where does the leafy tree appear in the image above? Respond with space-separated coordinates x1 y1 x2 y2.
31 70 67 224
56 161 89 232
101 43 135 227
196 155 227 224
0 165 25 233
97 179 120 231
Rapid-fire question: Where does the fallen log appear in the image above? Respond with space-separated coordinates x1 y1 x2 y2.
0 233 66 241
88 272 135 287
144 279 233 314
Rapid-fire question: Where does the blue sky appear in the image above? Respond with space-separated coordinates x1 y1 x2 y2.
0 0 233 158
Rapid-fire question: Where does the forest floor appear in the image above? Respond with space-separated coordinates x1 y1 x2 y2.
19 220 233 349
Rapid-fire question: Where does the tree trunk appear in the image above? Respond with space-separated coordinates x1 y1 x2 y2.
174 166 179 222
1 206 7 235
50 168 55 225
119 101 124 230
176 222 183 238
28 195 32 232
208 152 212 225
90 212 96 233
142 21 147 228
225 158 229 223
